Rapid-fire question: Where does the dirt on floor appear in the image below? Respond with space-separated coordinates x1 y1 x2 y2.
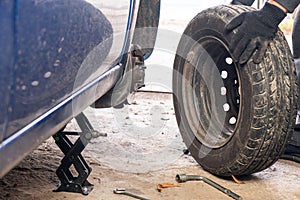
1 92 300 200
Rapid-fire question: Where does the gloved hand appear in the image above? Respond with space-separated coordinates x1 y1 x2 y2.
226 2 286 64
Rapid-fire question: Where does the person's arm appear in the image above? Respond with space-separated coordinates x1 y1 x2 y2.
225 1 298 64
272 0 300 13
269 0 288 12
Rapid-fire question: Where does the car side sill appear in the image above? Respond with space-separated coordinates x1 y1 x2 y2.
0 64 122 178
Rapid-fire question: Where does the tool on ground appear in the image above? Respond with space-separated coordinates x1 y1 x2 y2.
176 174 242 200
156 183 181 192
113 188 150 200
231 175 245 184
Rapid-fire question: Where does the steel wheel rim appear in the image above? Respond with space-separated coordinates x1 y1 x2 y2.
181 36 241 148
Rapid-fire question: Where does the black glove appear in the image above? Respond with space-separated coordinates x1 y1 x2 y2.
231 0 253 6
226 2 286 64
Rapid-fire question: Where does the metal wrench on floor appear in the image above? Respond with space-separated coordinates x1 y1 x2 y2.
113 188 150 200
176 174 242 200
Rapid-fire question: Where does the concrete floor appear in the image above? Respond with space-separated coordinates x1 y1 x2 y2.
1 92 299 200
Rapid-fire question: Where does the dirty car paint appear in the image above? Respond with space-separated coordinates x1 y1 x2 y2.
0 0 136 177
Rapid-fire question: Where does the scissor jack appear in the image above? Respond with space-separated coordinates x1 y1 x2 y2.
52 112 104 195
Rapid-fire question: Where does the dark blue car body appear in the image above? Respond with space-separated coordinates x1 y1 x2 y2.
0 0 160 177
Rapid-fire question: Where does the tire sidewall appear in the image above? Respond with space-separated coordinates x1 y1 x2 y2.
173 7 259 173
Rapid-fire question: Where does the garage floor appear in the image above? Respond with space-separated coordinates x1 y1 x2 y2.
1 92 300 200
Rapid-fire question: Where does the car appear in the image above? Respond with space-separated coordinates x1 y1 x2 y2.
0 0 160 194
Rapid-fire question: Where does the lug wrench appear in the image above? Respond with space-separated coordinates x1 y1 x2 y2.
176 174 242 200
113 188 150 200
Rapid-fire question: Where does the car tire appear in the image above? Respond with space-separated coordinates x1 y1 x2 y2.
172 5 298 176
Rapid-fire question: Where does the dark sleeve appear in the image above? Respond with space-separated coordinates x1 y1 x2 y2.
275 0 300 13
231 0 255 6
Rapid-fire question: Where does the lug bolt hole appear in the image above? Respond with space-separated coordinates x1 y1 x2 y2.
223 103 230 112
229 117 237 125
221 87 227 95
221 71 228 79
225 57 233 65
